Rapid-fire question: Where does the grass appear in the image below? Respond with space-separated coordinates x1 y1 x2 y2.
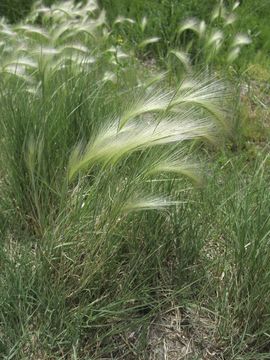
199 151 270 357
0 0 269 359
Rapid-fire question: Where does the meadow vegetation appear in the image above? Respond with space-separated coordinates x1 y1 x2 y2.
0 0 269 359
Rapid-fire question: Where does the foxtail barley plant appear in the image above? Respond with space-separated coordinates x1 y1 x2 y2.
0 0 230 235
5 2 268 359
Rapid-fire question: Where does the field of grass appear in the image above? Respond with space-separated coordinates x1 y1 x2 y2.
0 1 269 359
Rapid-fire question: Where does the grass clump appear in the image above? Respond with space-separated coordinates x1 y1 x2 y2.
199 152 270 357
0 0 269 359
0 1 228 358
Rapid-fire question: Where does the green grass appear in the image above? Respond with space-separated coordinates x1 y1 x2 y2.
0 0 34 22
0 1 269 359
199 151 270 357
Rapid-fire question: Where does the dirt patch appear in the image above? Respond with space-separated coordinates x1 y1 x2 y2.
147 307 224 360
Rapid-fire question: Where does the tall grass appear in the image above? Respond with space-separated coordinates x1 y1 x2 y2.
0 3 228 357
198 152 270 358
0 1 269 359
0 0 230 235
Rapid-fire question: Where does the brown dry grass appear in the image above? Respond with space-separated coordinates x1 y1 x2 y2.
147 306 224 360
